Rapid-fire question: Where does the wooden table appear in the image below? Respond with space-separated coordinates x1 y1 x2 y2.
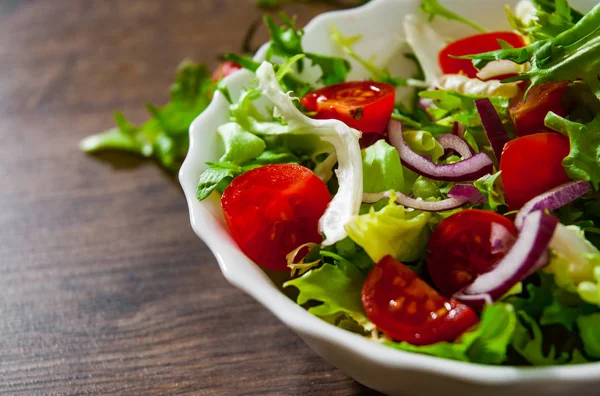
0 1 382 394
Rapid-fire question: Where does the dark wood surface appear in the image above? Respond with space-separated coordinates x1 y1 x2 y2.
0 1 381 395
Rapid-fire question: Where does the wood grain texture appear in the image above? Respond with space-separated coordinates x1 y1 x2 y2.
0 1 381 395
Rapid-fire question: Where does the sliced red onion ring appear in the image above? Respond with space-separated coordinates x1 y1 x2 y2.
454 210 558 310
363 185 485 212
388 120 493 182
515 181 591 229
437 134 473 159
475 98 509 162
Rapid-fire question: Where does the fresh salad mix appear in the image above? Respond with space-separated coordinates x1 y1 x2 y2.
195 0 600 366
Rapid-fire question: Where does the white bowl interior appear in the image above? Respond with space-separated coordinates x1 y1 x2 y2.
180 0 600 393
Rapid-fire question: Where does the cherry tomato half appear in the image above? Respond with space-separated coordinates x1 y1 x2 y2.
362 256 479 345
221 164 331 271
301 81 395 134
427 209 519 298
500 133 571 209
509 81 569 137
439 32 527 79
212 61 242 82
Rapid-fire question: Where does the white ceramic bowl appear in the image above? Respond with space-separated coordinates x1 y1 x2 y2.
180 1 600 394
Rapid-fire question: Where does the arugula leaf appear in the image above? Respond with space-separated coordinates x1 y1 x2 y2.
474 172 506 211
81 60 212 171
385 303 517 364
283 258 370 328
465 3 600 98
345 201 432 263
544 112 600 190
265 14 351 85
362 140 407 194
420 0 487 33
330 25 409 86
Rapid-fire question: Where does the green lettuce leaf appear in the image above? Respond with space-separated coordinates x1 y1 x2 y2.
474 172 507 211
544 112 600 190
345 201 432 263
362 140 407 194
81 60 212 171
384 303 516 364
577 313 600 358
218 122 266 164
283 258 369 328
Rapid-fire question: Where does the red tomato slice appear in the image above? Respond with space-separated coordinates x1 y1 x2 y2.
212 61 242 82
362 256 479 345
427 209 519 298
500 132 571 209
439 32 527 79
301 81 395 134
221 164 331 271
509 81 569 137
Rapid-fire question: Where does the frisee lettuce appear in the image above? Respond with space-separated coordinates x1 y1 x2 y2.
283 254 372 330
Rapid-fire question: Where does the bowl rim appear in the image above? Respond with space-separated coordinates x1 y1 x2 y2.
179 0 600 385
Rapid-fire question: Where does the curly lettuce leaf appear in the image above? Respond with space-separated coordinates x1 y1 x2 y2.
256 61 363 245
384 303 516 364
362 140 407 194
81 60 212 170
545 112 600 190
283 258 370 329
345 201 432 263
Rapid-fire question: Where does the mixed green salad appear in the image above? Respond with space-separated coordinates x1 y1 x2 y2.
84 0 600 366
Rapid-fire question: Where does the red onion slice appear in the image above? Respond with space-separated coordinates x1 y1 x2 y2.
475 98 510 162
515 181 591 229
454 210 558 310
388 120 493 182
363 185 485 212
437 134 473 159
